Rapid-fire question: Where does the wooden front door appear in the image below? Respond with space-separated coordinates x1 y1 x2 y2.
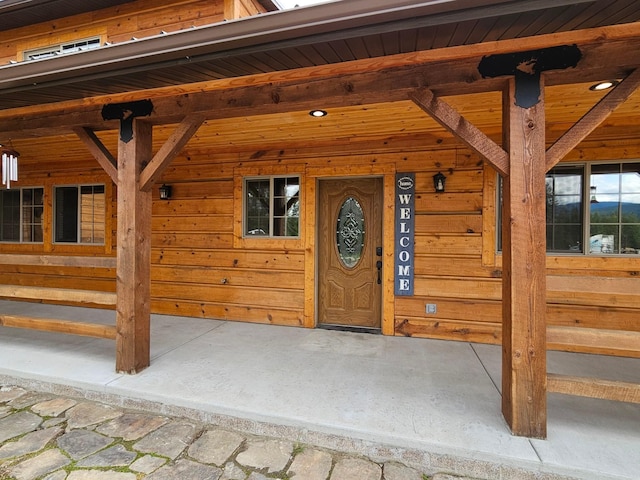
318 177 383 329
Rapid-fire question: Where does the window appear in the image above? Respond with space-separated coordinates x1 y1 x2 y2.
24 37 100 61
244 176 300 237
0 187 44 243
497 162 640 255
54 185 105 244
590 163 640 254
546 165 584 252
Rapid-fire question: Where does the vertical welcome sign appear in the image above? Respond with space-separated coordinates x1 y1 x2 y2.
395 173 415 296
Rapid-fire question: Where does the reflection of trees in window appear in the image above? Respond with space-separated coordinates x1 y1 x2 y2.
273 177 299 237
546 166 583 252
497 161 640 255
244 176 299 237
590 163 640 254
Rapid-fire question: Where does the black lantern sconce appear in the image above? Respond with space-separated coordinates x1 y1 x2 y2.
433 172 446 193
159 184 172 200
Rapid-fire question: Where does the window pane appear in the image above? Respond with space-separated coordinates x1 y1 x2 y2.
336 197 365 268
273 177 299 237
621 163 640 191
244 177 300 238
621 225 640 254
245 179 270 236
80 185 105 243
591 194 620 223
24 188 44 243
591 164 620 193
552 194 581 223
55 187 79 242
620 164 640 253
547 166 583 253
31 206 44 243
590 225 617 254
549 224 582 252
588 163 640 255
0 190 20 241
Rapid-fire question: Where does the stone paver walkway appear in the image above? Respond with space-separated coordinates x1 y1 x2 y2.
0 385 479 480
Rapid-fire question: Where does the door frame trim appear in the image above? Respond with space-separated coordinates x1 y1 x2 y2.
304 165 396 335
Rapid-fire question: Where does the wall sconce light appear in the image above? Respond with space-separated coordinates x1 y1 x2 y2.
433 172 446 193
159 184 172 200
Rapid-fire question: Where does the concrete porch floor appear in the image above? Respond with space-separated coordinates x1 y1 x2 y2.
0 300 639 480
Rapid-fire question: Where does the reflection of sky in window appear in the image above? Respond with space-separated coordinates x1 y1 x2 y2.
552 172 581 205
286 185 299 198
591 165 640 204
555 175 581 194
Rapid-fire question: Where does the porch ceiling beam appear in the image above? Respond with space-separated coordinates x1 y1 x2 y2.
1 26 640 138
0 61 497 138
73 127 118 184
409 88 509 176
139 114 206 191
545 68 640 170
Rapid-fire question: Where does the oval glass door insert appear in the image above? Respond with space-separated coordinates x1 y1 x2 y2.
336 196 365 268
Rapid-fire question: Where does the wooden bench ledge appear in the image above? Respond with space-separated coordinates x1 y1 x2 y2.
0 314 116 340
0 285 116 306
548 326 640 358
548 374 640 403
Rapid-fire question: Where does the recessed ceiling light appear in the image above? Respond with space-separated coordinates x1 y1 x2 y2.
589 80 619 91
309 109 327 117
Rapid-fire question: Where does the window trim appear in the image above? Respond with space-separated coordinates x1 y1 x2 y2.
0 186 44 244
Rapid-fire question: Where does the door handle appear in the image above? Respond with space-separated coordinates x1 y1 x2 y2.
376 260 382 284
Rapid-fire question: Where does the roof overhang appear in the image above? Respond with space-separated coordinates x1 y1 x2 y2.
0 0 279 32
0 0 601 101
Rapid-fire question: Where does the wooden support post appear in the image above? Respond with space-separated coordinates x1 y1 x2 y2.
116 119 152 374
501 77 547 438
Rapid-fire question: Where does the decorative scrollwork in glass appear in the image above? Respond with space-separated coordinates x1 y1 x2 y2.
336 197 365 268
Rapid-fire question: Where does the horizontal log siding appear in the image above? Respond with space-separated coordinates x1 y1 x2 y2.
1 138 639 356
149 164 305 326
395 154 499 344
395 145 640 357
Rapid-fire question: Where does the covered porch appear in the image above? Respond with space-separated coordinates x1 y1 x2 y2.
1 0 640 443
1 299 639 480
